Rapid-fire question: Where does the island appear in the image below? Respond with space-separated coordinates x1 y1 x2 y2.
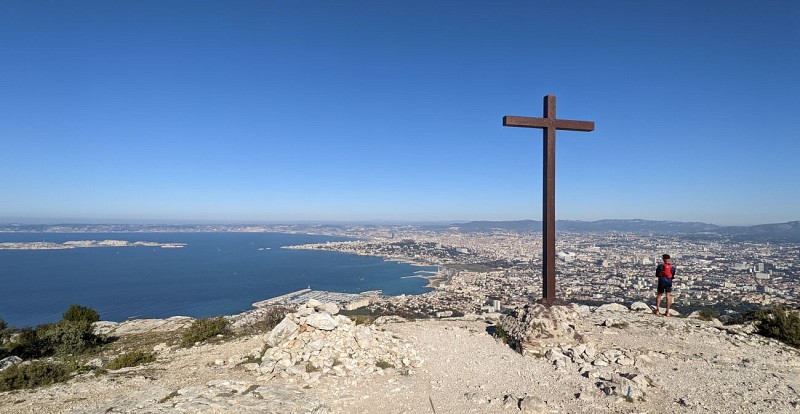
0 240 187 250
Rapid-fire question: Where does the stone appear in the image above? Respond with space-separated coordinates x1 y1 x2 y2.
0 356 23 371
519 396 548 413
316 302 339 315
354 325 373 349
306 299 322 308
297 306 313 317
307 338 325 352
630 302 650 312
498 304 581 354
267 317 299 347
595 303 629 313
616 357 634 366
306 313 339 331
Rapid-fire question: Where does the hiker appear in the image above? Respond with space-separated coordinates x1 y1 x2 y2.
654 254 676 316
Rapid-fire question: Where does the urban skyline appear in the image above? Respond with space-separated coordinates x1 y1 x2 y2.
2 2 799 225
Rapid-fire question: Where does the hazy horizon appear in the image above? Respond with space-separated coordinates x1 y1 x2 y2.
1 216 796 227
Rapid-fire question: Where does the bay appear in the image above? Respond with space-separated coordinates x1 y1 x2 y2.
0 232 433 328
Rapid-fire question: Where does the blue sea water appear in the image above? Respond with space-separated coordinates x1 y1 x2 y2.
0 232 434 328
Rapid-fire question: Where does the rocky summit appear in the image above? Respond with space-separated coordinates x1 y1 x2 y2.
1 301 798 413
253 300 421 386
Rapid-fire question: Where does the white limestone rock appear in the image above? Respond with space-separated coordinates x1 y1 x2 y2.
267 317 299 347
306 313 339 331
354 325 373 349
0 356 23 371
630 302 651 312
595 303 629 313
316 302 339 315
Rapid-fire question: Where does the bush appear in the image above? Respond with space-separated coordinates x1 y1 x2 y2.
63 305 100 323
180 317 229 347
254 306 291 332
0 318 6 331
3 328 48 359
106 351 156 370
375 360 393 369
37 320 103 356
0 361 70 391
2 320 102 359
755 306 800 348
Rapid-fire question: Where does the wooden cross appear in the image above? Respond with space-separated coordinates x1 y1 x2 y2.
503 94 594 303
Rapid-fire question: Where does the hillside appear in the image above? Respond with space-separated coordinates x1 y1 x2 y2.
448 219 800 242
1 302 798 413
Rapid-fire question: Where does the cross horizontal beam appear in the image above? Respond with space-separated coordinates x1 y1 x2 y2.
502 116 595 132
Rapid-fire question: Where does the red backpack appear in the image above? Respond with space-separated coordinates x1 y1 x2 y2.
658 263 674 279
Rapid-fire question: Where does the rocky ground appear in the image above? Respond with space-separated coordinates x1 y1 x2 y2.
1 302 799 414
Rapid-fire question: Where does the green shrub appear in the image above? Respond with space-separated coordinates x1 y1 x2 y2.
0 361 70 391
0 318 6 331
4 328 48 359
106 351 156 370
255 306 291 332
63 305 100 323
493 325 508 343
180 317 229 347
351 315 376 326
37 320 102 356
375 360 393 369
755 307 800 348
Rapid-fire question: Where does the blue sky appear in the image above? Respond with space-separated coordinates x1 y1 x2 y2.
1 1 798 225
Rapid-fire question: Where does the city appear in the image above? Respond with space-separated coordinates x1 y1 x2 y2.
283 225 800 319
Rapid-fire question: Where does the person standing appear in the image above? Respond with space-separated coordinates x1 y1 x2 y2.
654 254 676 316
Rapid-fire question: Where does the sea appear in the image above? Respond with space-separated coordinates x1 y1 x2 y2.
0 232 435 328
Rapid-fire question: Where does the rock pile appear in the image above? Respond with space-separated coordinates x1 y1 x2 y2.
255 299 421 385
498 303 583 355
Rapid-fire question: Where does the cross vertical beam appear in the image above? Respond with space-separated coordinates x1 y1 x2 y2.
503 94 595 304
542 95 556 301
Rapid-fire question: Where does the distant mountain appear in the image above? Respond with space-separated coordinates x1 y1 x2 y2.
446 219 800 242
718 221 800 243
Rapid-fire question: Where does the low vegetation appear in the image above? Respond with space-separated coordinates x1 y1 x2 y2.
0 305 106 392
180 317 230 347
375 360 393 369
252 306 292 333
1 317 104 360
0 361 70 391
755 306 800 348
62 304 100 324
106 351 156 370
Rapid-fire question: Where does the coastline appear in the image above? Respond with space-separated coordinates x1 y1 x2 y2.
283 241 447 290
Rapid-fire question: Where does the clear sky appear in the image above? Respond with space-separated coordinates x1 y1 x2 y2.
1 1 798 225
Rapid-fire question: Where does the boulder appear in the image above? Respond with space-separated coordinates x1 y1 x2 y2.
315 302 339 315
498 304 582 355
519 396 548 413
306 313 338 331
595 303 629 313
630 302 650 312
354 325 373 349
267 317 299 347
